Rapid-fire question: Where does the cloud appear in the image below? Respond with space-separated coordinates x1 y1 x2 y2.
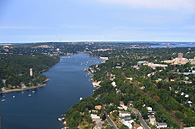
60 25 97 29
113 26 169 30
96 0 195 10
0 26 46 30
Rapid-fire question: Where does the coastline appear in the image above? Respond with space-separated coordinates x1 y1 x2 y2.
63 55 105 128
0 84 47 94
0 56 60 95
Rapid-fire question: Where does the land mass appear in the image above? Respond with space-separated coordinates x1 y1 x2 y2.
0 42 195 129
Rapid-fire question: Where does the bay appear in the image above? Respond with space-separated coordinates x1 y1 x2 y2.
0 53 103 129
150 44 195 48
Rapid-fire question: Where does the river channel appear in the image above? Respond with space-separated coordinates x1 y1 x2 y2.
0 53 103 129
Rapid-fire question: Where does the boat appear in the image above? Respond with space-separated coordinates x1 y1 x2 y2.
13 96 15 98
80 97 83 100
1 99 6 102
29 94 31 97
58 118 62 121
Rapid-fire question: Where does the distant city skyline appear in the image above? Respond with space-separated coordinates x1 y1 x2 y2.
0 0 195 43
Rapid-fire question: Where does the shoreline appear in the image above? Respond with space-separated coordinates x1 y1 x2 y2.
0 84 47 94
0 56 61 95
63 55 105 128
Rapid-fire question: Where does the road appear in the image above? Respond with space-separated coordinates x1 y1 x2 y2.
129 108 150 129
105 111 118 129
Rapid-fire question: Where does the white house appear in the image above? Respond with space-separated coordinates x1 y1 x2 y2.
111 82 117 87
91 114 100 122
157 123 168 128
149 115 156 125
147 107 152 111
119 111 131 118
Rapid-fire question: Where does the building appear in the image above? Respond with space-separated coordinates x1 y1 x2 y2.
119 111 131 118
95 105 102 110
157 123 167 128
30 68 33 76
163 52 189 65
21 83 26 89
149 115 156 125
134 124 143 129
178 52 183 59
120 101 124 106
111 82 117 87
90 114 100 122
100 57 109 60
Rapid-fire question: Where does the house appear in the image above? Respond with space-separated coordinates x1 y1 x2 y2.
185 94 189 98
140 86 145 90
119 111 131 118
94 119 105 129
89 110 98 114
126 77 133 81
148 111 155 116
92 81 101 87
185 101 193 107
134 124 143 129
91 114 100 122
111 82 117 87
1 87 5 92
21 83 26 89
120 101 124 106
95 105 102 110
123 121 133 129
147 107 152 111
155 78 162 83
128 101 134 107
157 123 168 128
110 74 115 80
149 115 156 125
121 105 128 110
100 57 109 60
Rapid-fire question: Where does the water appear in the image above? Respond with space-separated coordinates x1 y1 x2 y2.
150 44 195 48
0 53 103 129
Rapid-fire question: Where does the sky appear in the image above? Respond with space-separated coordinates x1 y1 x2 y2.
0 0 195 43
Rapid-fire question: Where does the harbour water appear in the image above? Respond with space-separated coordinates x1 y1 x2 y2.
150 44 195 48
0 53 103 129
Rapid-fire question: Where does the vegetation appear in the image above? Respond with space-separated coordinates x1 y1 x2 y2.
65 46 195 128
0 54 59 91
1 42 195 128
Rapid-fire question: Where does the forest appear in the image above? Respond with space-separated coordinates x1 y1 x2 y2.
0 54 59 90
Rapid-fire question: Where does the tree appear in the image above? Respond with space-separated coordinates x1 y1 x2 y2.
120 125 129 129
141 108 148 119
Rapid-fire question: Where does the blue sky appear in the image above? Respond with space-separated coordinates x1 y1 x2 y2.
0 0 195 43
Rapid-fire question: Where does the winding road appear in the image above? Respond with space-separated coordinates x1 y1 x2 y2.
129 108 150 129
105 111 118 129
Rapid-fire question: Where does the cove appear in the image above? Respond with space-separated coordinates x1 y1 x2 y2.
0 53 103 129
